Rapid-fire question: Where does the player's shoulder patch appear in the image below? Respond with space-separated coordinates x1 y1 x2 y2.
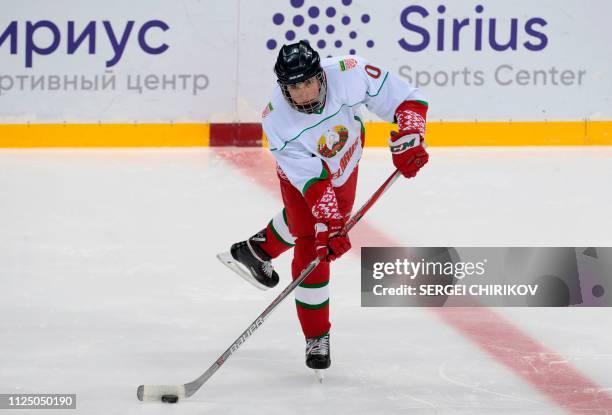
339 57 358 72
262 101 274 119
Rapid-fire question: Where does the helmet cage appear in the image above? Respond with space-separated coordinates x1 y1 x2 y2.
279 70 327 114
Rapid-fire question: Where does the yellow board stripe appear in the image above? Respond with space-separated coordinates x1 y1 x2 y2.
365 121 612 146
0 121 611 147
0 123 210 147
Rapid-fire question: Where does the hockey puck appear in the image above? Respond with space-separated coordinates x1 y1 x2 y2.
161 395 179 403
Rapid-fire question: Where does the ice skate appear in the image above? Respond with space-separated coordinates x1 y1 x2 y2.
306 333 331 371
217 230 280 290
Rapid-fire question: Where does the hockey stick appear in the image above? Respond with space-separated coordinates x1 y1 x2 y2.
137 168 403 402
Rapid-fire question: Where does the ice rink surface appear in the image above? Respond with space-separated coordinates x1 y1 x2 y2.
1 147 612 414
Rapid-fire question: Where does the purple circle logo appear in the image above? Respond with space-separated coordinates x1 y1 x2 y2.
266 0 374 57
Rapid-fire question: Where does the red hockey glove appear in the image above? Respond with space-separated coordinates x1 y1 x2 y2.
315 219 351 262
389 130 429 178
391 100 430 178
304 172 352 262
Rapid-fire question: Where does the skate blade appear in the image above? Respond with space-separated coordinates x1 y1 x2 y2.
216 252 268 291
314 369 324 383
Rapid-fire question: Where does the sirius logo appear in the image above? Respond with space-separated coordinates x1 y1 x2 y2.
398 4 548 52
266 0 375 57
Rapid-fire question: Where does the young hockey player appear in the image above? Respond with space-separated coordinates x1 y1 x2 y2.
219 40 429 371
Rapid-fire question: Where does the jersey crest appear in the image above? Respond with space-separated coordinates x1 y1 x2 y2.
317 125 349 158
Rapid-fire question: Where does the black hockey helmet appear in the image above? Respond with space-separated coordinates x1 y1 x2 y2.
274 40 327 114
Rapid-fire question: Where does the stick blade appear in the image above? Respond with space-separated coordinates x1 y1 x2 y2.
137 384 186 401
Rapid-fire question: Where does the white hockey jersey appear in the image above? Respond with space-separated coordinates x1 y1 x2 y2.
262 56 425 195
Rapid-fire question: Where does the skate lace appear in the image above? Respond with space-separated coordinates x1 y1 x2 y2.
261 261 274 278
306 335 329 356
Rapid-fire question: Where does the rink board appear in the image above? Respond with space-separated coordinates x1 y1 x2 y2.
0 120 611 147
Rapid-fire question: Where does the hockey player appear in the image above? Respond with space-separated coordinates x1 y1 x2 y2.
218 41 429 371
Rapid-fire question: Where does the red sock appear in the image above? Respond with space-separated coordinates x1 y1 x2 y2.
258 210 295 259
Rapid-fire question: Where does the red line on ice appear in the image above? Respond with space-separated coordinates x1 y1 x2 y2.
214 148 612 414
